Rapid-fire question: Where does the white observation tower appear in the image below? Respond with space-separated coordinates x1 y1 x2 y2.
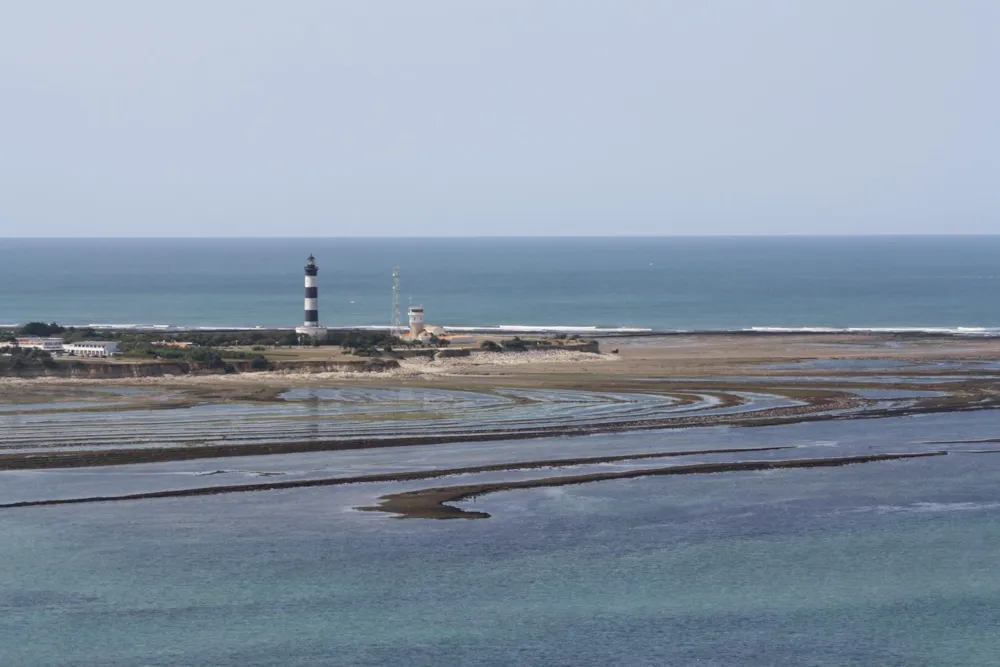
408 305 425 339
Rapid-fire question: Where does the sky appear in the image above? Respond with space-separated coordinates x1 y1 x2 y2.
1 1 998 237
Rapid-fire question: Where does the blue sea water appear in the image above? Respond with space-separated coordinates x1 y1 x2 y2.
1 236 999 331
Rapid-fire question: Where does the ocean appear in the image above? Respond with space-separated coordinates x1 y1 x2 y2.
2 236 999 332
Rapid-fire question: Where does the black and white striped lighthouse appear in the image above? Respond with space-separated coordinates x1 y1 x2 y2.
295 254 328 339
303 254 319 326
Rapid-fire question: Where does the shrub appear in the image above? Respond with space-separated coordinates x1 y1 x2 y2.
197 352 224 369
426 334 450 348
501 337 527 352
250 355 269 371
63 327 101 342
480 340 502 352
19 322 65 337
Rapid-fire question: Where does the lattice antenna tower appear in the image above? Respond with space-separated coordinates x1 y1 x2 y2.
391 266 402 336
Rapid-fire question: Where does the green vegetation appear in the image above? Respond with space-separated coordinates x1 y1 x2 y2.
481 336 577 352
115 341 238 364
501 337 528 352
336 330 398 350
1 323 430 371
479 335 588 353
137 330 302 348
6 326 399 359
0 347 57 372
426 333 450 348
63 327 109 342
18 322 66 337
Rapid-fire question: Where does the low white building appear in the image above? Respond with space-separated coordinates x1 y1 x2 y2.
63 341 119 358
14 337 66 352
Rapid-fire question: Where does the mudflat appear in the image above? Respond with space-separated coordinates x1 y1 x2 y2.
2 333 999 474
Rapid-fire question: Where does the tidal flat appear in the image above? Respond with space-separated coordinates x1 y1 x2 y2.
2 333 1000 665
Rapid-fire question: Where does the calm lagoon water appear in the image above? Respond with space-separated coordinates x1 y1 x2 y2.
2 413 1000 666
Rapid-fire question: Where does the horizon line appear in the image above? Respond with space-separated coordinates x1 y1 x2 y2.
3 233 1000 240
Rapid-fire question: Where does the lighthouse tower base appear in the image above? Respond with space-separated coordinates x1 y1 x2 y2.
295 325 328 341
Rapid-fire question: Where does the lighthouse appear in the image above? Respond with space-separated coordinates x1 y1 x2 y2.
303 254 319 326
295 254 328 340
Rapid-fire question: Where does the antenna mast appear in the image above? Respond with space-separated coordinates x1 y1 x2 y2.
391 266 402 336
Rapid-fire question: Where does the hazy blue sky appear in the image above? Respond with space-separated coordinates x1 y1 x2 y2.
1 1 997 237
